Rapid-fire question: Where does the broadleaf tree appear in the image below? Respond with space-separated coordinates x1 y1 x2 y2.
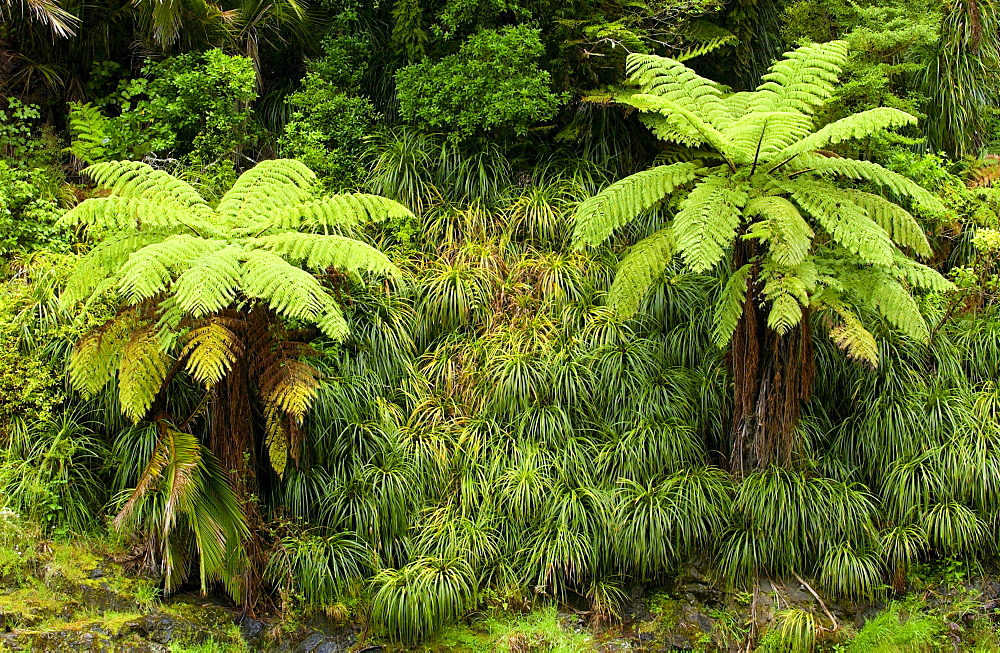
574 41 952 473
60 159 409 602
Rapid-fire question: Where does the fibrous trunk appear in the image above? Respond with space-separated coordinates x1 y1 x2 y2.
728 259 815 474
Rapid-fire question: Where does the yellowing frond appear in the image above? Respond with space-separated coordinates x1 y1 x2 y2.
826 302 879 367
69 311 138 397
181 319 244 388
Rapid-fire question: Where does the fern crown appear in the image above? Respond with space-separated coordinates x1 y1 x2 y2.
62 159 410 422
574 41 952 366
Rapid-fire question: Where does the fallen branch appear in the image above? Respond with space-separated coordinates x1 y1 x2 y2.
793 573 838 632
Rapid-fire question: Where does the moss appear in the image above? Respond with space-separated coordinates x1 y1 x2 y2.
427 605 594 652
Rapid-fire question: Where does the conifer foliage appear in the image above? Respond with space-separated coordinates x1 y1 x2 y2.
60 159 408 600
575 41 952 472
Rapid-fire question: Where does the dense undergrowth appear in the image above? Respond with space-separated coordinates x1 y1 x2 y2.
2 0 1000 649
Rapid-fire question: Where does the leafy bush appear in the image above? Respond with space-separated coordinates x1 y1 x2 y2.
395 25 564 138
68 49 258 166
0 162 70 255
279 73 378 190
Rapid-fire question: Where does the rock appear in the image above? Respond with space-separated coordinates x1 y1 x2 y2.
88 567 105 580
295 631 348 653
235 613 266 640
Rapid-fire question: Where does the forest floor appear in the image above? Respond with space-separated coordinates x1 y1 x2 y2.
1 538 999 651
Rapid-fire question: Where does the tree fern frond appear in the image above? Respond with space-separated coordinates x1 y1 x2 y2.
119 328 171 421
181 319 244 388
68 311 138 397
62 231 170 307
117 236 225 304
890 253 953 292
625 54 732 129
782 179 895 266
61 197 226 238
825 301 879 366
83 161 210 211
674 22 738 62
672 177 748 272
259 359 322 422
745 196 814 267
241 250 332 321
172 246 244 317
723 111 815 160
779 108 918 159
767 292 805 334
713 264 754 346
573 162 701 247
852 269 930 342
217 159 316 225
316 306 350 341
607 227 676 317
790 154 946 213
249 194 416 234
250 233 402 277
749 40 849 116
835 189 932 258
627 94 741 161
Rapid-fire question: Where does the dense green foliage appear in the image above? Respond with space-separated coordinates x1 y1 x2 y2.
1 0 1000 648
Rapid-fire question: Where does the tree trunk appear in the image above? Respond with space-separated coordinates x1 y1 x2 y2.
728 260 815 474
210 358 265 610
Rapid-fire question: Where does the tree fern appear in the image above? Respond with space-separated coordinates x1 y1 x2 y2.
574 39 951 471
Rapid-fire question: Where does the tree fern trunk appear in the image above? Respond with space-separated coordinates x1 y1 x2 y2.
211 358 265 609
729 257 815 473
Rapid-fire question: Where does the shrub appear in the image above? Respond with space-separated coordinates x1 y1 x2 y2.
395 25 564 138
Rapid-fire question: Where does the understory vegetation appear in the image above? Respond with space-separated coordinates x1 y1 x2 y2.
2 0 1000 649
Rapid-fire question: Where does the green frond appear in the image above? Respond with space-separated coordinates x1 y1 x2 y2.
240 249 333 322
118 329 171 422
779 108 918 159
627 94 740 161
62 231 170 307
749 40 849 116
624 54 733 131
172 246 244 317
835 189 932 258
852 269 930 342
765 284 806 334
825 301 879 366
117 236 225 304
247 194 416 234
745 196 813 267
250 233 402 277
316 305 351 341
672 176 748 272
890 254 953 292
60 197 225 238
724 111 815 161
782 179 895 266
217 159 316 224
674 22 738 62
82 161 210 210
573 162 701 247
607 227 676 317
713 264 754 347
790 154 946 214
180 319 244 388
